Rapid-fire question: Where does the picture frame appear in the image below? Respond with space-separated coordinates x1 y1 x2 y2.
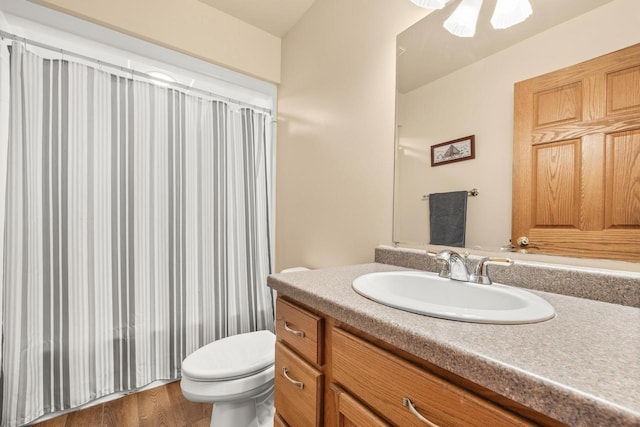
430 135 475 167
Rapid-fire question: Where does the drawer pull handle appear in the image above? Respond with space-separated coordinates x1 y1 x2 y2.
283 321 305 338
403 397 439 427
282 367 304 389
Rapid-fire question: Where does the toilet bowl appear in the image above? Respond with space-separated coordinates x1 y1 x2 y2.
181 330 277 427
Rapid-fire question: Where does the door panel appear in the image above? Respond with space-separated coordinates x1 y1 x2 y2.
606 66 640 115
532 141 580 227
605 130 640 228
513 43 640 261
533 82 583 128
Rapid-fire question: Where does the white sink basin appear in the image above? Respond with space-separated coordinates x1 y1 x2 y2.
352 271 555 324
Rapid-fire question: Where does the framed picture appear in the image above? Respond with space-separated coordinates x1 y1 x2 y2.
430 135 475 167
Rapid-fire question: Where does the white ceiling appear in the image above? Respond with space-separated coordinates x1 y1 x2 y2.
197 0 316 37
398 0 616 93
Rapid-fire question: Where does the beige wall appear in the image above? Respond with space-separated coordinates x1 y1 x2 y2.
396 0 640 251
29 0 282 83
276 0 427 270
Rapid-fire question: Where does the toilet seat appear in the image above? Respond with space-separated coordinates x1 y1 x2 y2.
180 330 276 403
182 330 276 381
181 364 275 402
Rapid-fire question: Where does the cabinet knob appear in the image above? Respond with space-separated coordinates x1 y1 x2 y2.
516 236 529 247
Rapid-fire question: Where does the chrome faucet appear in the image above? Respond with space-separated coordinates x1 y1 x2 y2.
427 249 513 284
434 250 469 282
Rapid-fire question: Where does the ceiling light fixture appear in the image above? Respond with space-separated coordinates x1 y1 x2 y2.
490 0 533 29
410 0 533 37
443 0 483 37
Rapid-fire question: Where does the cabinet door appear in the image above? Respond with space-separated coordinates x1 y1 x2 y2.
333 386 390 427
512 42 640 261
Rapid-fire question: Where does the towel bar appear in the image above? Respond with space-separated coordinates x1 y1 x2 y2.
421 188 478 201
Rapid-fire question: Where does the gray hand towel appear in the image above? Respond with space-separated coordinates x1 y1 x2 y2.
429 191 468 247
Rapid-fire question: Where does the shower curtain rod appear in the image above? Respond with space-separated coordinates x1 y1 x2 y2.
0 29 272 115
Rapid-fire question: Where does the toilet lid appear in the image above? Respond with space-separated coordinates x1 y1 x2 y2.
182 330 276 381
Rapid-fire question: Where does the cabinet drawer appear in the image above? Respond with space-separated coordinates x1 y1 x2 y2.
332 328 534 427
275 342 324 427
276 298 324 365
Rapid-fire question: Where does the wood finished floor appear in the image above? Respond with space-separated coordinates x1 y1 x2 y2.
32 381 212 427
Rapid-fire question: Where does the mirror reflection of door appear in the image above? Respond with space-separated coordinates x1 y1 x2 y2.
512 43 640 262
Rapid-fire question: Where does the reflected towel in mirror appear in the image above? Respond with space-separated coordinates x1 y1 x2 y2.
429 191 468 247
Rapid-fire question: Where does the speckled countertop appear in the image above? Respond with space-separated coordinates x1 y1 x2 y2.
267 263 640 427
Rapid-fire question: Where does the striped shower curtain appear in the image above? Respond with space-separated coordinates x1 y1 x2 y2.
0 43 275 426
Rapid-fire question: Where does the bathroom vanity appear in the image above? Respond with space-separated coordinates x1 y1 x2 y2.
268 250 640 426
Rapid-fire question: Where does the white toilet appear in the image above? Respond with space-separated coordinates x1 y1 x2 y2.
181 267 309 427
181 330 277 427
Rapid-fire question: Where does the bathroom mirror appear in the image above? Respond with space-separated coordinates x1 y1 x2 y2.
393 0 639 262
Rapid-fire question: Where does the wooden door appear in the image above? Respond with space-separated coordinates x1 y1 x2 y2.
512 43 640 262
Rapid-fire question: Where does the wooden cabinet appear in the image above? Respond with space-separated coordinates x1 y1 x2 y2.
274 296 558 427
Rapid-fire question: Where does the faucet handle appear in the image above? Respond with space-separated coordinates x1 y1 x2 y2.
435 258 450 278
426 249 450 277
469 257 513 285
